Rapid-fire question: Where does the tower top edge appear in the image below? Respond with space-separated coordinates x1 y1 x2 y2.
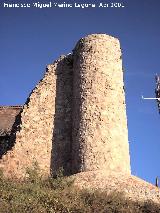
79 33 120 42
73 33 121 53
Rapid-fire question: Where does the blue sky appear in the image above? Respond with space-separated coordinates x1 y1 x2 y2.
0 0 160 184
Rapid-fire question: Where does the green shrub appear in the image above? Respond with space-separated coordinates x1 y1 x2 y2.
25 161 42 184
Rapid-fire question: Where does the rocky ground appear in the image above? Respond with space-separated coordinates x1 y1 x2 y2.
73 171 160 204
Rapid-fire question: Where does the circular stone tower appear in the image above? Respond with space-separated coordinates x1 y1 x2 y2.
72 34 131 175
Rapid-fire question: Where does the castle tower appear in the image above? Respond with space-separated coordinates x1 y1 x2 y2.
0 34 131 178
72 34 130 175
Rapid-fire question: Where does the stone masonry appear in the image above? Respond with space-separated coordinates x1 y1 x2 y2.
0 34 130 178
72 34 130 175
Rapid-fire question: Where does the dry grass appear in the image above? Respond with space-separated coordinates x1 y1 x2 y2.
0 167 160 213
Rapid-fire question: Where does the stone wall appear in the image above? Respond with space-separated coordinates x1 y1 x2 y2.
0 64 55 178
0 34 130 178
72 34 130 175
0 56 73 178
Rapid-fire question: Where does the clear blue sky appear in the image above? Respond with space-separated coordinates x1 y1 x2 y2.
0 0 160 185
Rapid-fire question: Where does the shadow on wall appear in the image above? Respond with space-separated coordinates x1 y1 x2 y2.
0 135 10 158
0 110 22 159
51 55 73 177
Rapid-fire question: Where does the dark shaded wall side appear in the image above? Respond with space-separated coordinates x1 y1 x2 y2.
51 54 73 176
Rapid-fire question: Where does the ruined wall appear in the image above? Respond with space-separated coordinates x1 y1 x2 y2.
72 34 130 175
0 65 55 178
0 56 73 178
